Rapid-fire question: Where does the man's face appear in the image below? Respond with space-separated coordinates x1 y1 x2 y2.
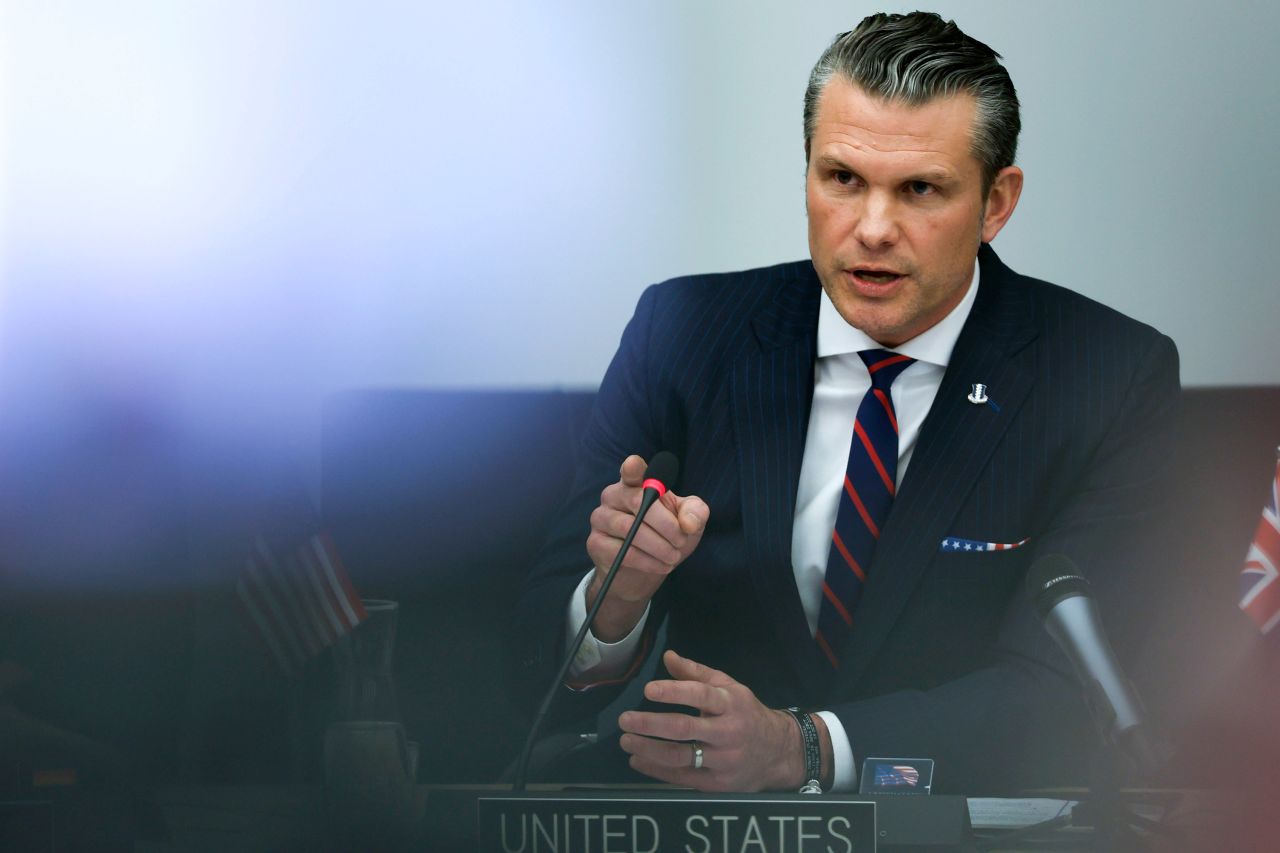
805 76 1020 346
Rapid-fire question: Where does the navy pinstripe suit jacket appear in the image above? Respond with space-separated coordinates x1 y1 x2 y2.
516 243 1180 793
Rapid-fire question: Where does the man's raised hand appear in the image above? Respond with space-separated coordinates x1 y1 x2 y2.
585 455 709 641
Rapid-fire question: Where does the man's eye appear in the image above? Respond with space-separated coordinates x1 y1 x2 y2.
908 180 935 196
834 171 854 185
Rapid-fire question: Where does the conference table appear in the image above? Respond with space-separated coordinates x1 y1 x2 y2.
4 781 1245 851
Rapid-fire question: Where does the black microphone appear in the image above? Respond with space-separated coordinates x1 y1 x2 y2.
1026 554 1145 746
511 452 680 791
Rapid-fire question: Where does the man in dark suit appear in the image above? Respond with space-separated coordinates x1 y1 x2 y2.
516 12 1178 794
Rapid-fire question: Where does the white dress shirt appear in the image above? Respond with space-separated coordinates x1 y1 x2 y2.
566 260 980 791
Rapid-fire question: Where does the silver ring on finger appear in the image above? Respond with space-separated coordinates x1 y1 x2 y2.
691 743 704 770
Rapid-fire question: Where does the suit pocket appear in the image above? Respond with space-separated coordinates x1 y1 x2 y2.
935 535 1031 581
938 536 1029 554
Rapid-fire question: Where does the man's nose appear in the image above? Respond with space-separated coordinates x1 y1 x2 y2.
852 192 900 249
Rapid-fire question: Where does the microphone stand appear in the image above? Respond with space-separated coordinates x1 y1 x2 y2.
511 461 674 791
1080 715 1175 850
1026 557 1175 848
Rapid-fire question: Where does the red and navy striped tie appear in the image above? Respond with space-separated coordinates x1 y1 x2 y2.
815 349 916 669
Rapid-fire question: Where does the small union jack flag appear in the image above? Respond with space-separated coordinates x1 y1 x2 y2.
1239 449 1280 638
940 536 1029 553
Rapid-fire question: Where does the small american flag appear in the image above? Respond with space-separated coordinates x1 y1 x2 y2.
875 765 920 787
236 532 367 677
1239 449 1280 638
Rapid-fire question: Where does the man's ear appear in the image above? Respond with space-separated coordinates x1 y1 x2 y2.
981 165 1023 243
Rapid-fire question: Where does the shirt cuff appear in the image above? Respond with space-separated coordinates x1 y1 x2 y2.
564 569 650 681
815 710 856 792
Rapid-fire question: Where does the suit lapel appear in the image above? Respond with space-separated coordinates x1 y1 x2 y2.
729 263 830 696
833 245 1039 696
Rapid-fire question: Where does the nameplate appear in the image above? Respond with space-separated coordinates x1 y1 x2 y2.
478 792 876 853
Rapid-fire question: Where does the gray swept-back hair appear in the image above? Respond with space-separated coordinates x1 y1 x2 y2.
803 12 1020 194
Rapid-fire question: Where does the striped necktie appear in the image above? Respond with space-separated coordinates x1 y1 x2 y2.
815 349 916 669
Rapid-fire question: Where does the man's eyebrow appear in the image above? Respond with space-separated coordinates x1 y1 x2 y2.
815 155 856 171
908 168 958 184
814 156 957 185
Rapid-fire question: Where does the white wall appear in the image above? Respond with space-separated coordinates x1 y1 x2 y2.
2 1 1276 447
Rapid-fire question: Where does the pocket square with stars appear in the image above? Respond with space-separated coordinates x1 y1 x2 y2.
939 536 1029 553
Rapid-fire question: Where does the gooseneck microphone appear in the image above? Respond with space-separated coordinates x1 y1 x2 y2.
1026 554 1144 745
511 452 680 792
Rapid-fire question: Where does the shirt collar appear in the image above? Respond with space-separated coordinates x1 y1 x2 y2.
816 259 980 368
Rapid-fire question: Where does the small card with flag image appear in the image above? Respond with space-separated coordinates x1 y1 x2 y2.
939 536 1029 553
858 757 935 795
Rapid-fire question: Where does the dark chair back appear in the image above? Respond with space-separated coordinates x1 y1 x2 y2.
321 389 595 782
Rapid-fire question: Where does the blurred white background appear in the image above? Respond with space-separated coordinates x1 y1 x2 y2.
2 0 1276 451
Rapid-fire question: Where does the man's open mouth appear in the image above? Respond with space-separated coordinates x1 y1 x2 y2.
853 269 904 284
